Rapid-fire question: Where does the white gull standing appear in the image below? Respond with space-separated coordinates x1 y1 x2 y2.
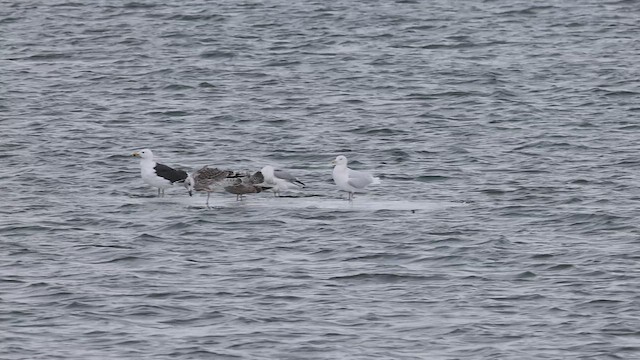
132 149 188 197
331 155 380 201
260 165 306 197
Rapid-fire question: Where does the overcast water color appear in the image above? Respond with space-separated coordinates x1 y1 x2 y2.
1 1 640 359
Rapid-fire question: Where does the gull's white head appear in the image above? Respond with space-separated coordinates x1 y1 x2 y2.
331 155 348 166
184 173 194 196
261 165 275 178
132 148 154 160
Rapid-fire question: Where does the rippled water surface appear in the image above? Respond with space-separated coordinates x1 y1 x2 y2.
2 0 640 359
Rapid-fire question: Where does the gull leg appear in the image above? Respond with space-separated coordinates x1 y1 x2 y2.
206 193 211 208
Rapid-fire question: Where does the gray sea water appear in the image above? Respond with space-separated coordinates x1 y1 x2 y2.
2 0 640 359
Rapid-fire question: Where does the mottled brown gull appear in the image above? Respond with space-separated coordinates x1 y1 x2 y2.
185 165 243 207
224 171 271 201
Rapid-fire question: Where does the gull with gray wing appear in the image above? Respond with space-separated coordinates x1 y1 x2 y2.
331 155 380 201
260 165 305 197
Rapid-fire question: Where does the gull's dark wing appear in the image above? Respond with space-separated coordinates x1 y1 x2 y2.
154 163 188 183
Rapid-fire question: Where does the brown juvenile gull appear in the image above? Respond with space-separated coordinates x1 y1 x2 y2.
185 165 244 207
224 171 270 201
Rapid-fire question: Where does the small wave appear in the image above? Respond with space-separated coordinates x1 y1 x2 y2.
546 264 574 271
416 175 449 183
165 349 242 360
515 271 537 279
349 127 409 135
200 50 236 59
167 14 225 21
20 53 72 61
198 82 217 88
490 294 545 301
144 110 189 117
329 272 436 283
0 16 22 25
163 84 194 91
123 2 157 9
96 255 142 264
601 89 638 97
530 253 554 259
135 233 163 241
498 5 556 16
263 60 302 67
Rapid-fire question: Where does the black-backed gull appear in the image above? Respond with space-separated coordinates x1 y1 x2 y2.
132 149 188 197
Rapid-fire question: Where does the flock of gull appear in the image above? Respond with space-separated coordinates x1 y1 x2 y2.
132 149 380 207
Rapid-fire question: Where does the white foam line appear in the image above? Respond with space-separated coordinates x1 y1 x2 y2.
176 195 466 212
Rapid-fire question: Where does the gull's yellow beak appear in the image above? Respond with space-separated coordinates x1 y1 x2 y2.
132 152 140 157
330 160 336 165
